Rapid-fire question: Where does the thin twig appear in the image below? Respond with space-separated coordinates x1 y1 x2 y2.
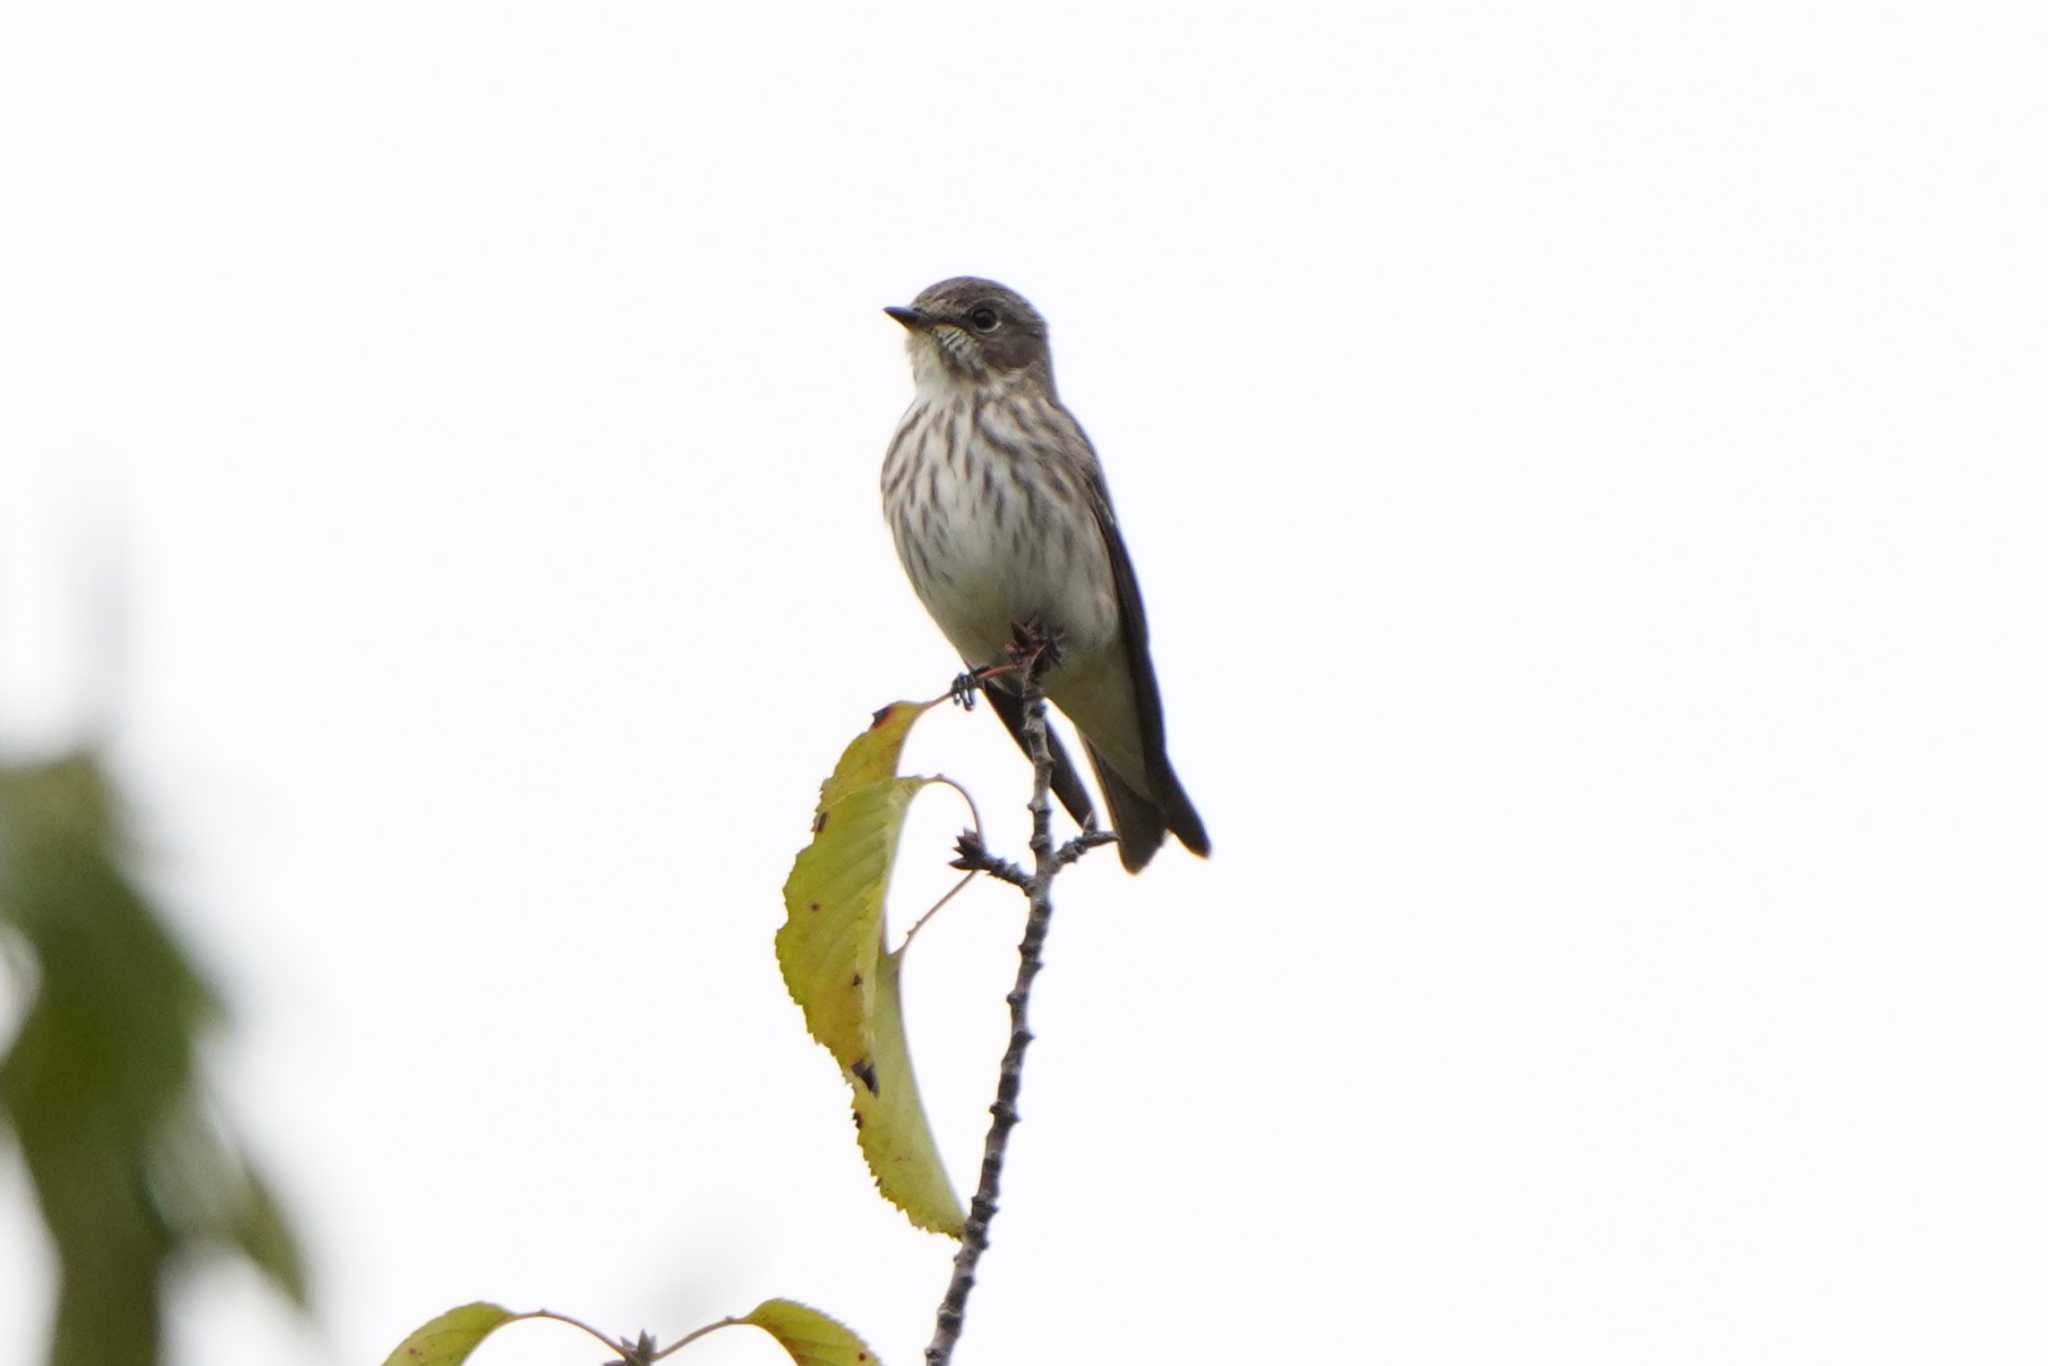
1054 829 1119 869
923 657 1114 1366
948 829 1029 888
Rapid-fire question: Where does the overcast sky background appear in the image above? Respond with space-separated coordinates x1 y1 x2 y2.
4 4 2046 1364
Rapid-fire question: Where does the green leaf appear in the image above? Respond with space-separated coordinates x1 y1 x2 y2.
379 1302 516 1366
1 751 306 1366
743 1298 885 1366
776 699 965 1236
232 1166 310 1307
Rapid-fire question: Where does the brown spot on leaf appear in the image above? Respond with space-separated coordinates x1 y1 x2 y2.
851 1058 879 1093
851 972 863 987
812 810 829 834
808 901 820 913
869 704 894 729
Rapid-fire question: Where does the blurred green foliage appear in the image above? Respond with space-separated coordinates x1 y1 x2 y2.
0 751 305 1366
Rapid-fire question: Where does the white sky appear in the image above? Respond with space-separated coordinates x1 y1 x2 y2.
4 3 2046 1363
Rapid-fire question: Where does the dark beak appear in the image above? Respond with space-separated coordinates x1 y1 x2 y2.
884 305 929 331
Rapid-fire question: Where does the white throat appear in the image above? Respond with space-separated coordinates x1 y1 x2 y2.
907 338 978 401
905 337 1038 406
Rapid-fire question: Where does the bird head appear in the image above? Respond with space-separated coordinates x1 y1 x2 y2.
886 277 1054 395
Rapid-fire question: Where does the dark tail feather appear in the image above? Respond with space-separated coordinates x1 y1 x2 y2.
1158 762 1210 860
1086 741 1209 873
1085 741 1167 872
983 683 1096 829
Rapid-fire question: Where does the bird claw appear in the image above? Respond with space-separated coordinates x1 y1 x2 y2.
948 670 982 710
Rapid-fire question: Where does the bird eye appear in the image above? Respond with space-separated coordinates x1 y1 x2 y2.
968 304 1001 332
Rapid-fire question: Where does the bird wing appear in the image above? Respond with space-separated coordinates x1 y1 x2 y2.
1078 469 1164 773
1069 419 1211 859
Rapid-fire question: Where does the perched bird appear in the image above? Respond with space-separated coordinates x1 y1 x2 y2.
880 277 1208 872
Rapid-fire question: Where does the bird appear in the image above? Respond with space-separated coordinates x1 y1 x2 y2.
880 276 1208 872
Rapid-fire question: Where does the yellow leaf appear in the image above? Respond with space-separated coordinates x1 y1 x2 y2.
379 1303 515 1366
778 775 925 1070
819 699 937 804
743 1298 885 1366
777 698 964 1235
851 945 965 1235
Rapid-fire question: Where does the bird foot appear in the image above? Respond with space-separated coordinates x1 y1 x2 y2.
948 670 983 710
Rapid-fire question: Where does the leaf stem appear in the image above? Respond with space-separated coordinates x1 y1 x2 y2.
517 1309 625 1355
901 776 987 950
649 1315 746 1361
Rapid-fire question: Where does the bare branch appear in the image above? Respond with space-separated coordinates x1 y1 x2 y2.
924 650 1114 1366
